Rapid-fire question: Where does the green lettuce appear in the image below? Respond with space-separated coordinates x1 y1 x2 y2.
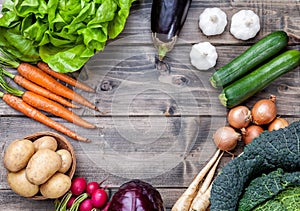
0 0 135 72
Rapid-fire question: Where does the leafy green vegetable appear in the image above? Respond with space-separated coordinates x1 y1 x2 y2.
210 120 300 211
253 186 300 211
0 0 135 73
238 168 300 210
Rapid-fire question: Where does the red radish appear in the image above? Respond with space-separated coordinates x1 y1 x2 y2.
86 181 100 196
79 199 93 211
66 196 76 208
101 201 111 211
71 177 87 196
91 188 108 208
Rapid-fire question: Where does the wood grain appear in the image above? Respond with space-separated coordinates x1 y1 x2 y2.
0 0 299 210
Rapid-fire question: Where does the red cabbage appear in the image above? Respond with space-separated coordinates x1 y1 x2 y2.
108 179 165 211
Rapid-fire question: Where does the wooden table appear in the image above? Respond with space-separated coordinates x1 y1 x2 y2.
0 0 299 210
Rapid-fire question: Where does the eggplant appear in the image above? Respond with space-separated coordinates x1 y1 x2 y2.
151 0 192 61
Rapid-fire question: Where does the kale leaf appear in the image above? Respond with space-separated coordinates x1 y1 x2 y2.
210 120 300 211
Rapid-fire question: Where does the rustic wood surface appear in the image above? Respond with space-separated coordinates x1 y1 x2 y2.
0 0 299 210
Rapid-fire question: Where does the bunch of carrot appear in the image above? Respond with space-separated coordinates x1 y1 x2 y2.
0 53 99 142
172 149 223 211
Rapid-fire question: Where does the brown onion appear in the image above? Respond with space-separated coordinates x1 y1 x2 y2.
268 117 289 131
227 105 252 129
251 95 277 125
213 126 241 151
242 125 264 145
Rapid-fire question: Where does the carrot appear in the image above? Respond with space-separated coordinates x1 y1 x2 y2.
0 71 96 129
3 69 79 108
22 91 96 129
17 63 99 111
0 92 90 142
171 149 221 211
37 61 95 93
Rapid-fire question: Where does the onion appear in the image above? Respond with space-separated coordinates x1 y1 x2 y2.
242 125 264 145
268 117 289 131
251 95 277 125
213 126 241 151
227 105 252 129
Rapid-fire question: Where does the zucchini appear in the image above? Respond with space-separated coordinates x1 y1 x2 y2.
210 31 289 88
219 49 300 108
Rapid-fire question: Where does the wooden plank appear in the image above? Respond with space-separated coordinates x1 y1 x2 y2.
122 0 300 44
0 44 299 116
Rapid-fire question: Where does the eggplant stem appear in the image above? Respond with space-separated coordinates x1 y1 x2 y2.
152 33 177 61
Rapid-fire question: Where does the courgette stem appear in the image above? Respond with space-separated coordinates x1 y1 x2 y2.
220 49 300 108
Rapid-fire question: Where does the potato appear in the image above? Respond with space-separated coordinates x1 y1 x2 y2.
56 149 72 174
40 173 71 199
7 169 39 197
4 139 35 172
33 136 58 151
26 149 62 185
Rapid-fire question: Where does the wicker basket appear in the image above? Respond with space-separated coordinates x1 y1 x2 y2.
24 131 76 200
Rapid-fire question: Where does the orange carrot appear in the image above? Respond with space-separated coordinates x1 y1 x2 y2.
0 92 90 142
37 61 95 93
17 63 99 111
22 91 96 129
3 69 79 108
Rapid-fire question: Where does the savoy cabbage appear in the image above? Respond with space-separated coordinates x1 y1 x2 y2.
209 120 300 211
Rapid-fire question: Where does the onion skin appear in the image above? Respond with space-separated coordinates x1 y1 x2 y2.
227 105 252 129
213 126 241 151
251 96 277 125
242 125 264 145
268 117 289 131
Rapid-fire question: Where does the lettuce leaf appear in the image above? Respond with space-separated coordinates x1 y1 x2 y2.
0 0 135 72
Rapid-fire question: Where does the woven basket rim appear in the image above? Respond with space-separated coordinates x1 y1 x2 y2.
23 131 76 200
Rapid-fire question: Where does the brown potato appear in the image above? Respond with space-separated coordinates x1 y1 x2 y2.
40 173 71 199
33 136 58 151
56 149 72 174
4 139 35 172
7 169 39 197
26 149 62 185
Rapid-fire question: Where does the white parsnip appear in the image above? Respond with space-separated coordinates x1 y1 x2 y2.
189 151 223 211
171 149 221 211
189 184 212 211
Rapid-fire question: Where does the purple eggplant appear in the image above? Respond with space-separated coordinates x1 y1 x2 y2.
151 0 192 61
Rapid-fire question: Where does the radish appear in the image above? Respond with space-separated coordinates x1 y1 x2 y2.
71 177 87 196
86 181 100 196
66 195 76 208
91 188 108 208
79 198 93 211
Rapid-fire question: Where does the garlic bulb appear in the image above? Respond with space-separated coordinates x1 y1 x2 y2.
199 7 227 36
190 42 218 71
230 10 261 40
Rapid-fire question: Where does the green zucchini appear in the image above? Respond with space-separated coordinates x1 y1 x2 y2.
219 49 300 108
210 31 289 88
